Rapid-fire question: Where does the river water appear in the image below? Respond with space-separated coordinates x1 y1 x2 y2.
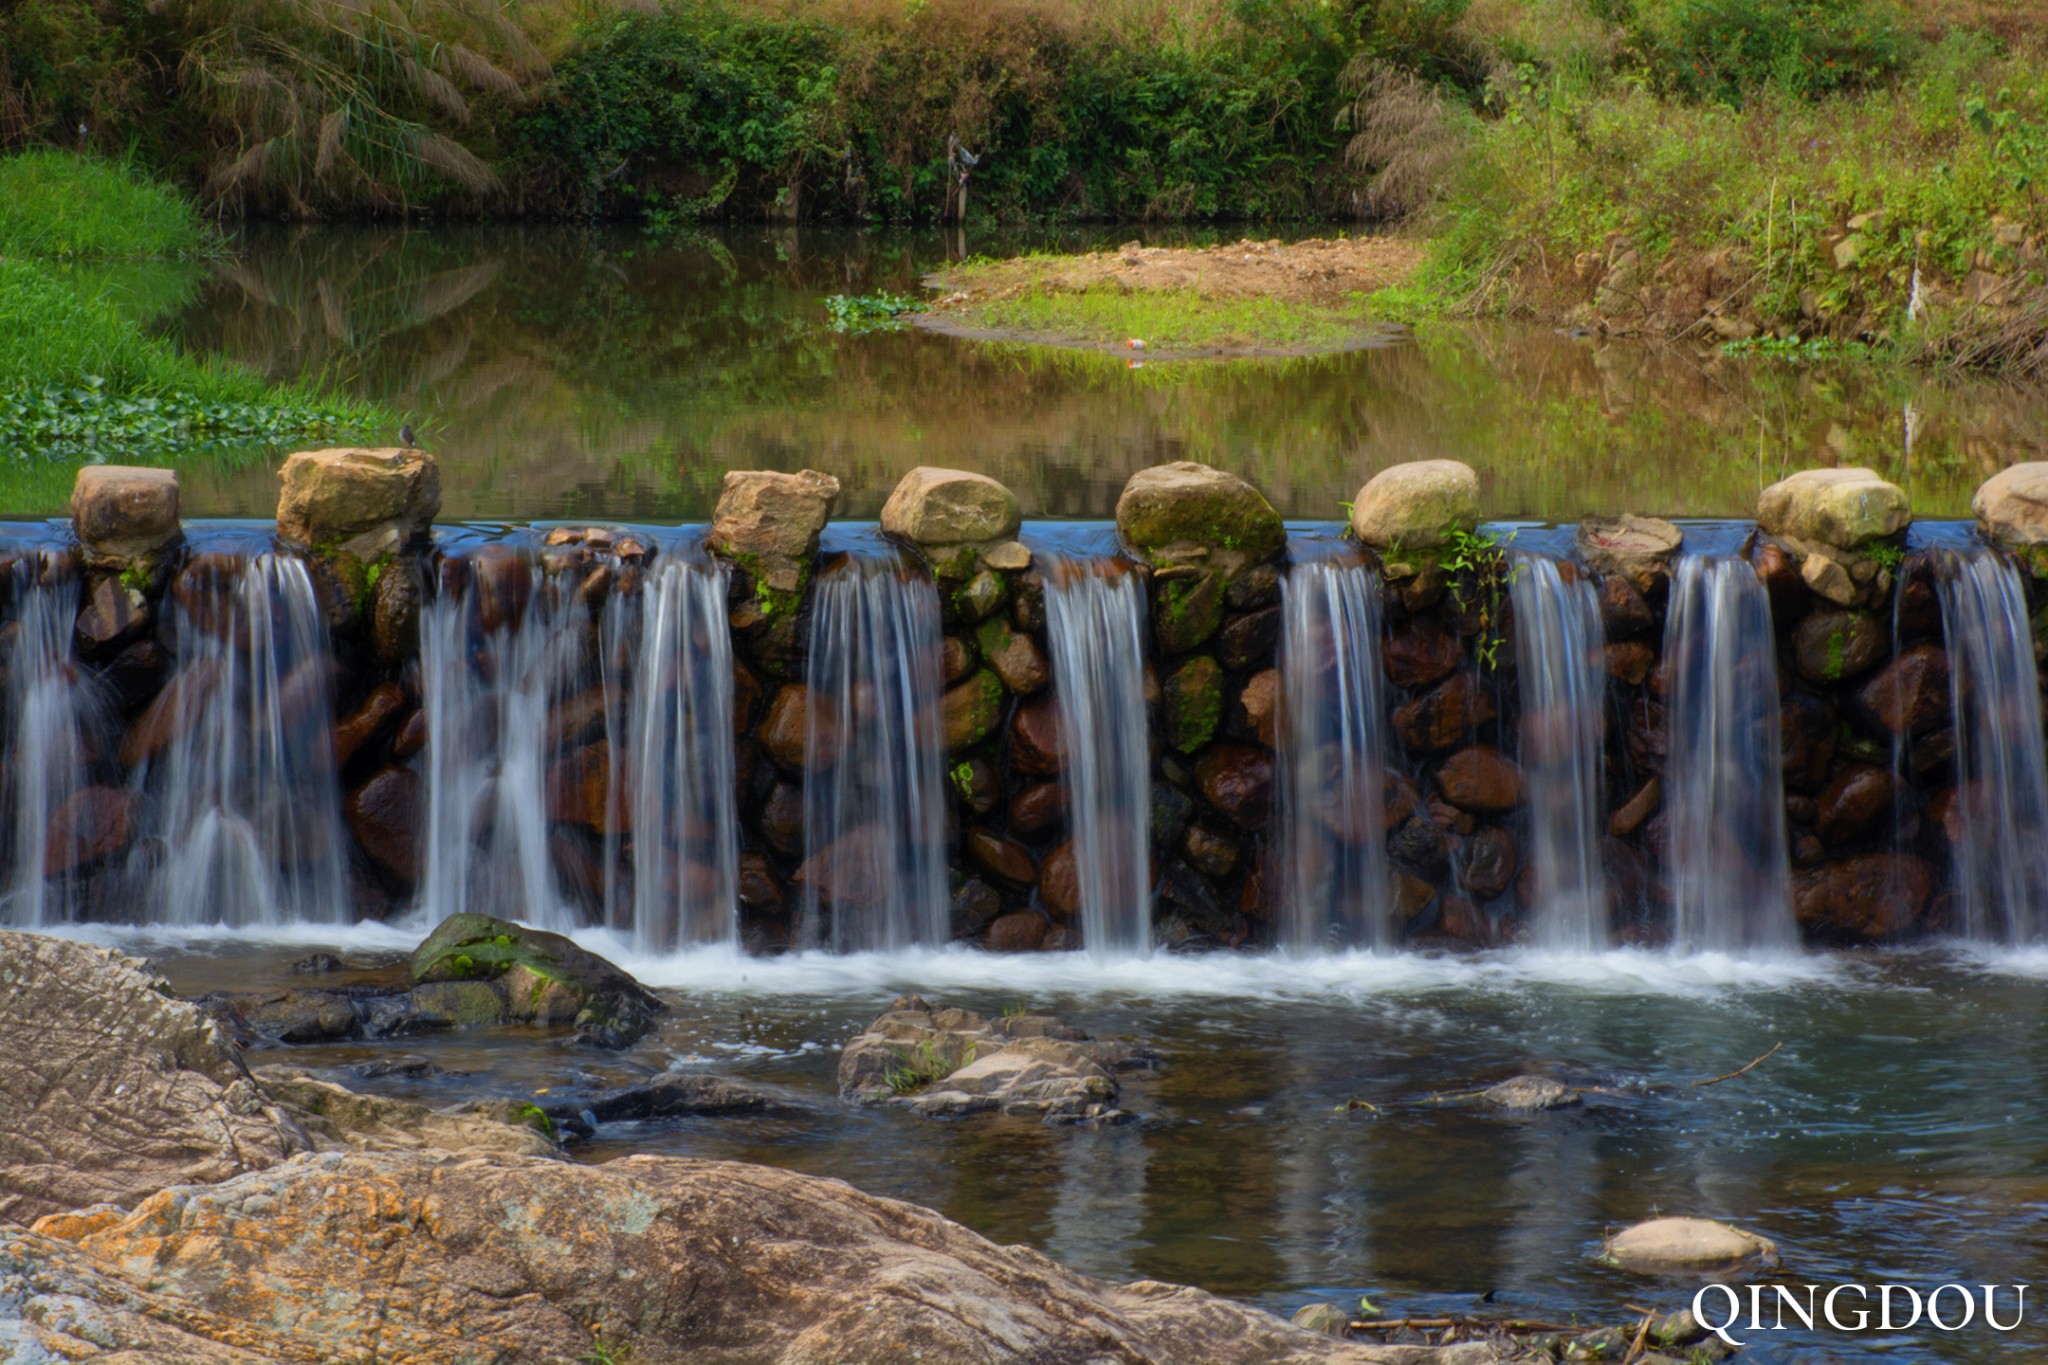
9 224 2047 520
98 928 2048 1363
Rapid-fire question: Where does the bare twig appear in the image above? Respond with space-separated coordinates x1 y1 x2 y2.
1690 1041 1782 1088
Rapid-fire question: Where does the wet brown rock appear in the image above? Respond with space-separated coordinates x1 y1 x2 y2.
1792 854 1931 939
1383 614 1464 689
0 932 310 1226
1609 777 1661 837
71 466 182 566
1225 562 1282 611
334 681 406 767
975 616 1049 695
1576 515 1682 592
1437 894 1493 944
545 742 611 831
942 670 1006 751
758 782 805 857
1163 655 1224 754
1238 668 1279 747
985 911 1049 951
1196 743 1274 831
1855 644 1950 736
794 826 895 909
392 709 428 761
371 558 420 665
737 852 784 914
1458 825 1517 901
950 755 1001 815
1040 841 1081 919
1392 669 1495 754
1752 540 1806 617
757 684 812 772
967 829 1037 886
1434 746 1523 814
1596 573 1656 638
101 637 169 711
1217 606 1281 671
1183 822 1240 879
1793 610 1888 684
1010 781 1067 837
879 467 1021 545
347 766 425 885
1012 569 1046 633
75 573 149 650
1816 766 1897 847
1393 871 1437 922
1624 696 1668 772
44 786 140 875
1010 697 1065 775
941 635 976 684
1389 816 1448 871
1780 693 1840 793
1605 640 1657 686
468 544 533 635
707 468 840 594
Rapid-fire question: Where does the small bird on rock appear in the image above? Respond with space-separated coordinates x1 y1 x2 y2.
399 423 417 449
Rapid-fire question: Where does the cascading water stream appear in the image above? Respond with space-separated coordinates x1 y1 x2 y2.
1276 553 1390 951
0 553 104 928
139 552 349 927
609 556 739 951
1661 555 1797 954
1932 546 2048 944
419 548 588 931
1040 555 1152 958
1510 554 1610 951
799 549 949 952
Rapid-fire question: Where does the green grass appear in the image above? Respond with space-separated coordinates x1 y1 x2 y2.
0 150 214 260
956 285 1380 353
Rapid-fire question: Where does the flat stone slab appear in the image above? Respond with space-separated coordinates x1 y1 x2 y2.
1603 1216 1779 1272
881 466 1021 544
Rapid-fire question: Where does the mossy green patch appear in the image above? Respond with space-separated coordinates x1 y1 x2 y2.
1164 655 1225 754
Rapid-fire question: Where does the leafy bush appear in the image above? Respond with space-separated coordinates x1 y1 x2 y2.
1607 0 1913 104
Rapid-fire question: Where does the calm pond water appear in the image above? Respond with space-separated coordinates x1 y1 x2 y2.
125 928 2048 1363
11 224 2048 521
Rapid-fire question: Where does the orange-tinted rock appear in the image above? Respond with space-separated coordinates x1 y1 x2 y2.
737 853 784 914
546 742 612 832
120 661 221 768
1608 776 1660 837
334 681 406 767
1238 668 1279 748
1855 644 1950 737
732 656 763 733
468 544 532 634
1816 765 1897 847
940 636 976 685
1383 615 1464 689
1792 853 1931 940
967 829 1036 885
758 782 805 857
757 684 812 772
1596 573 1655 638
392 708 428 760
1009 781 1067 837
1434 746 1523 814
1604 640 1657 686
985 910 1049 951
1458 825 1517 901
1040 841 1080 919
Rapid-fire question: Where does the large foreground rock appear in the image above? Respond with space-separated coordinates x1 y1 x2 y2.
10 1149 1443 1365
70 465 181 566
1973 462 2048 545
275 446 441 557
0 932 311 1226
1350 460 1480 551
1116 461 1286 565
1755 468 1908 548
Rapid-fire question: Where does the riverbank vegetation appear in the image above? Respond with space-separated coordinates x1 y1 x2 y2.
0 151 381 462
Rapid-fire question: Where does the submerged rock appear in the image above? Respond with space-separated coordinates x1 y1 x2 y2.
253 1066 562 1158
10 1147 1415 1365
0 932 312 1226
1478 1075 1581 1111
839 995 1152 1124
1603 1217 1779 1273
410 912 667 1047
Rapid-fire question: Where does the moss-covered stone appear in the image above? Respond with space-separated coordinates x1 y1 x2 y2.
1115 462 1285 564
949 569 1008 624
1154 569 1224 654
942 669 1007 751
1164 656 1224 754
974 615 1050 694
410 912 665 1048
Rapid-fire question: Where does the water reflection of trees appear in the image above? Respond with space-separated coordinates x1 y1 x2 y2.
165 225 2048 522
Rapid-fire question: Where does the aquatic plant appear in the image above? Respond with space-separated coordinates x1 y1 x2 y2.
823 291 927 333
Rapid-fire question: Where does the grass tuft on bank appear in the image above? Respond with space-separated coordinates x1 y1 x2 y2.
0 151 382 456
950 285 1380 355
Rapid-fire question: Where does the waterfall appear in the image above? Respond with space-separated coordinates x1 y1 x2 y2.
0 554 104 927
1511 554 1609 951
1041 555 1152 957
799 550 949 951
418 549 586 931
1933 547 2048 944
613 557 739 951
1276 554 1390 951
1662 556 1797 953
140 553 349 927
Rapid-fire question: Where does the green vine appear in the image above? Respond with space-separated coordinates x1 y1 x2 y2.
1443 527 1519 671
